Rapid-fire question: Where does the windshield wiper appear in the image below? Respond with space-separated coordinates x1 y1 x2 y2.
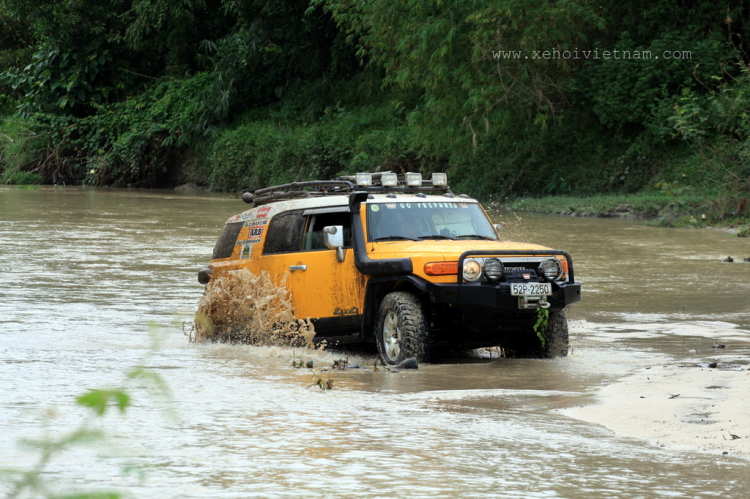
456 234 496 241
417 235 455 240
374 236 418 241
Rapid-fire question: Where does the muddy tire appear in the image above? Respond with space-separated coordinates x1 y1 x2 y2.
542 309 569 358
375 291 429 365
504 309 569 359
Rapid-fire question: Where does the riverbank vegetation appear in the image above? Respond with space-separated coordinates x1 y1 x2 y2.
1 1 749 227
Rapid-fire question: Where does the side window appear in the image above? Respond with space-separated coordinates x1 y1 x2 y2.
212 222 243 259
263 210 306 254
303 212 352 251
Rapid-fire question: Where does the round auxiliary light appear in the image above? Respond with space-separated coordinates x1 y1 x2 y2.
483 258 504 280
540 258 563 281
463 259 482 282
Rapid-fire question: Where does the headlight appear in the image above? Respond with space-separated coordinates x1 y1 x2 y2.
540 258 563 281
463 259 482 281
483 258 503 280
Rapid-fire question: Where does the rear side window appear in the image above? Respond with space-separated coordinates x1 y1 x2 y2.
212 222 243 259
263 210 306 254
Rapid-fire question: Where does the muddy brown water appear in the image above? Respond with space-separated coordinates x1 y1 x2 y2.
2 186 750 498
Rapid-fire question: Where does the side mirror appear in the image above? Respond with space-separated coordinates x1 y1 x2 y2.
323 225 344 249
493 223 502 235
323 226 345 262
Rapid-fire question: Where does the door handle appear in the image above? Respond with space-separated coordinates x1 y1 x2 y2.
289 265 307 271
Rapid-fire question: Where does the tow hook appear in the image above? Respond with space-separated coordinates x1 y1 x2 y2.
518 296 550 310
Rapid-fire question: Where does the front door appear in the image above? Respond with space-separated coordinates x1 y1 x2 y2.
259 209 364 332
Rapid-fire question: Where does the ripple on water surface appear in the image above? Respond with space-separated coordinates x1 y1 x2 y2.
2 187 750 498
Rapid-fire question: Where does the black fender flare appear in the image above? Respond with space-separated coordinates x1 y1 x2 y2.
360 275 430 341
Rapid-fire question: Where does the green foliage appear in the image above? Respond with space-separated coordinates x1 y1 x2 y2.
1 169 40 184
125 0 224 75
316 0 604 151
661 70 750 221
0 112 42 179
76 390 131 416
308 372 334 390
0 71 233 186
533 307 549 348
193 103 425 191
507 192 678 218
85 72 230 186
3 40 119 116
578 30 735 130
290 352 314 369
1 0 749 213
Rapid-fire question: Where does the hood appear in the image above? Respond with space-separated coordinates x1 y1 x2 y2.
370 239 552 260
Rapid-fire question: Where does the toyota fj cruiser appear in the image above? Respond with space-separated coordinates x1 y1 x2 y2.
198 172 581 364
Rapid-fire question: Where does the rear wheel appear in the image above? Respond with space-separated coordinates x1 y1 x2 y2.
375 292 429 365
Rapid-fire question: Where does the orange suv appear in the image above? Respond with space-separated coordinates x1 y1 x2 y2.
198 172 581 364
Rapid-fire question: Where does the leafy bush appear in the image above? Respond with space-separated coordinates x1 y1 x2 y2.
0 112 43 178
578 30 735 130
193 103 428 191
0 169 41 184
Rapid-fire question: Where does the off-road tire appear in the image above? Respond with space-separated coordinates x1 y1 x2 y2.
542 309 569 358
375 291 429 365
504 309 569 359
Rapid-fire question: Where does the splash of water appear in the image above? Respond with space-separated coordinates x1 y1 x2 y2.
190 268 316 348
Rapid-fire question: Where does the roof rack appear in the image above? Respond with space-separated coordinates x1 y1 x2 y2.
243 172 453 206
247 180 355 206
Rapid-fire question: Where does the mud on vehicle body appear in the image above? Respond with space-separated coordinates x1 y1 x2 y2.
198 172 581 364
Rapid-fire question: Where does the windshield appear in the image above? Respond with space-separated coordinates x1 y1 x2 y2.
366 201 498 241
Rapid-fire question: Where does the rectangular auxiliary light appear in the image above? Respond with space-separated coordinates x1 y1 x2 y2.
356 172 372 186
381 173 398 187
405 172 422 186
432 172 448 186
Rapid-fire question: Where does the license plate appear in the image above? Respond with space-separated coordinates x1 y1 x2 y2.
510 283 551 296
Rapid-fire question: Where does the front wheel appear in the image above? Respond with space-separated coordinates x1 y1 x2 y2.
542 309 569 358
375 291 429 365
504 309 569 358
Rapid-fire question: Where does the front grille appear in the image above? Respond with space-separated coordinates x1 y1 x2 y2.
503 268 540 283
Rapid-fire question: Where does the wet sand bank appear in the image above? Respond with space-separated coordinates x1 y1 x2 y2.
561 358 750 459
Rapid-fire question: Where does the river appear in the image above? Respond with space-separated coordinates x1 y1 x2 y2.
1 186 749 498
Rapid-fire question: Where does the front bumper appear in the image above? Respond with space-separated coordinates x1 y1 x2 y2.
426 281 581 312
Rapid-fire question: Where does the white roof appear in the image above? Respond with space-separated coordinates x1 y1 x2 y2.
226 192 477 224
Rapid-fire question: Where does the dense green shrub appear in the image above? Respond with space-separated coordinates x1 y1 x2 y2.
193 104 427 191
0 169 40 184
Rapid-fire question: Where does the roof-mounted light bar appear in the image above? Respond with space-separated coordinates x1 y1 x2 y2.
381 173 398 187
352 171 448 187
356 173 373 186
431 173 447 186
405 172 422 186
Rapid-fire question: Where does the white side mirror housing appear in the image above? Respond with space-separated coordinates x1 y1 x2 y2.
323 225 344 250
